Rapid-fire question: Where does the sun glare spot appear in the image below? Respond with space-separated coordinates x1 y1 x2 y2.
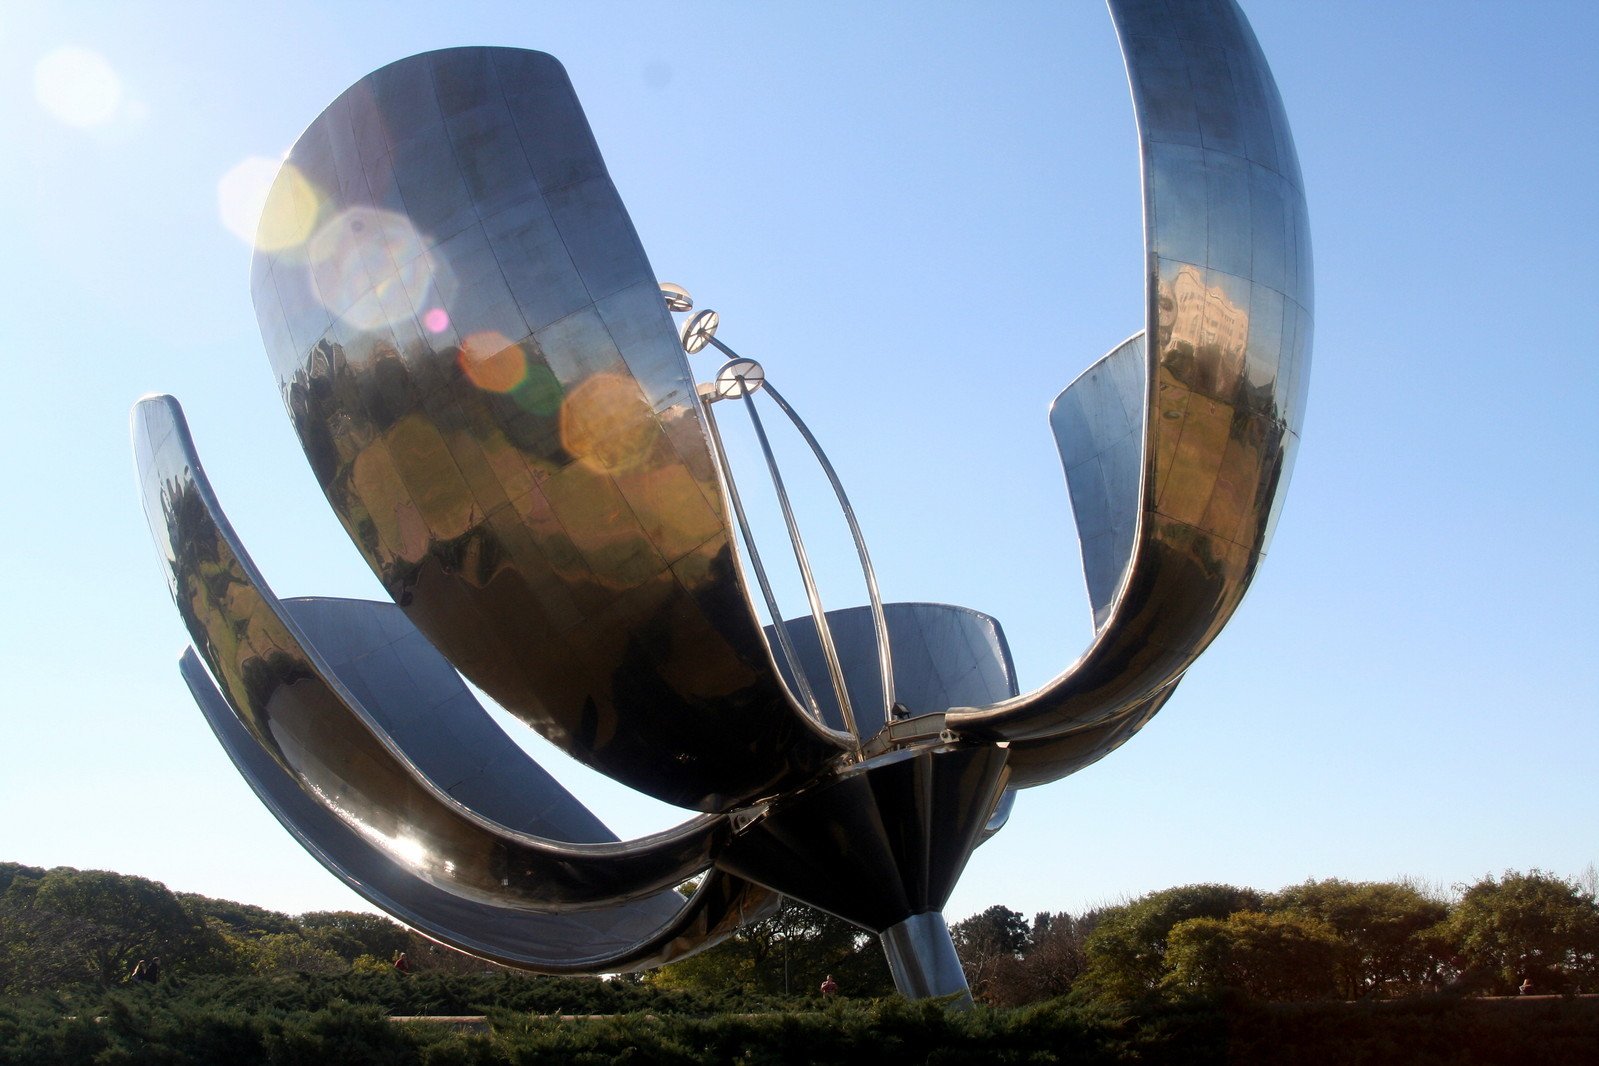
560 373 656 472
218 157 284 246
308 206 432 327
34 47 122 127
423 307 450 333
250 162 322 252
386 835 429 867
459 331 527 393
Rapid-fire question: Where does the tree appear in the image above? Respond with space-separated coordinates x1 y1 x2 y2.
178 893 300 938
980 910 1098 1007
1163 911 1343 1001
0 863 46 896
1440 870 1599 994
951 905 1030 1002
650 899 892 997
1078 884 1261 1002
1265 879 1448 998
298 911 411 964
1 867 227 991
230 931 346 977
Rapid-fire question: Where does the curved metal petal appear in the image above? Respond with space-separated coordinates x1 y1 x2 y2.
133 393 725 909
768 601 1031 851
181 649 775 973
1003 681 1178 790
250 47 846 812
1052 334 1149 635
949 0 1311 742
767 602 1020 741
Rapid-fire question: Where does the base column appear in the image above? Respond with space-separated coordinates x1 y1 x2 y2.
879 911 972 1008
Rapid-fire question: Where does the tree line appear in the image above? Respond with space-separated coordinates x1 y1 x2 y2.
945 870 1599 1007
0 862 470 998
3 860 1596 1008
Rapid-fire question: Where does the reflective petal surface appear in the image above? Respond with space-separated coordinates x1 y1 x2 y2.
183 649 773 972
768 602 1018 741
948 0 1311 742
134 395 726 908
251 47 845 812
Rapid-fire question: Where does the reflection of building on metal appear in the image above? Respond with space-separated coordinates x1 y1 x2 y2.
131 0 1312 1009
1163 264 1249 364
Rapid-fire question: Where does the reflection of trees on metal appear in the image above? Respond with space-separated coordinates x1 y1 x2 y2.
132 0 1312 1006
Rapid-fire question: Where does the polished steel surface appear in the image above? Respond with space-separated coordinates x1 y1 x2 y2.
251 46 846 812
1053 333 1148 633
181 650 775 972
881 913 973 1006
134 394 726 908
1004 682 1178 790
722 603 1017 947
715 744 1011 932
135 0 1312 1002
768 602 1016 742
948 0 1311 744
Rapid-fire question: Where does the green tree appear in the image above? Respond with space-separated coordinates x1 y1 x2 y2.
298 911 411 964
178 892 300 938
650 899 891 997
1164 911 1343 1001
1 867 227 991
1265 879 1448 998
230 931 346 976
1078 884 1261 1002
1440 869 1599 994
0 863 46 895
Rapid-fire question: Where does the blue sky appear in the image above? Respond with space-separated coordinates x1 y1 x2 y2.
1 1 1595 930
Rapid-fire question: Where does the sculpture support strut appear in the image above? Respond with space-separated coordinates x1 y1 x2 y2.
882 914 972 1007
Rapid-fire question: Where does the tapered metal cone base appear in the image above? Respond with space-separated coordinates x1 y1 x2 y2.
716 744 1009 1003
881 912 972 1007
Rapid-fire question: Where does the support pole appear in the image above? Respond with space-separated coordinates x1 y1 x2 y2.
879 912 973 1009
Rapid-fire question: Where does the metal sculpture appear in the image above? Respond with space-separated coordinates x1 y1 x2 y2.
133 0 1310 1005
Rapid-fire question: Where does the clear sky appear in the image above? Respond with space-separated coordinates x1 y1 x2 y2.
1 1 1595 933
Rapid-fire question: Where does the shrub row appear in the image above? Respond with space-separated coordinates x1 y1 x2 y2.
2 989 1596 1065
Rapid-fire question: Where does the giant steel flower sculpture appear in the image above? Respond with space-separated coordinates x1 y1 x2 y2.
134 0 1310 1003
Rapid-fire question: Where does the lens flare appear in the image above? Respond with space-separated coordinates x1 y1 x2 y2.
458 331 527 393
423 308 450 333
34 47 122 127
308 206 432 327
514 365 563 416
218 156 286 246
559 372 657 473
255 162 322 252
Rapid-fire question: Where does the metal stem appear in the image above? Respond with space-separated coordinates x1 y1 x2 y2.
762 380 897 722
739 387 861 749
880 912 973 1007
700 390 825 724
